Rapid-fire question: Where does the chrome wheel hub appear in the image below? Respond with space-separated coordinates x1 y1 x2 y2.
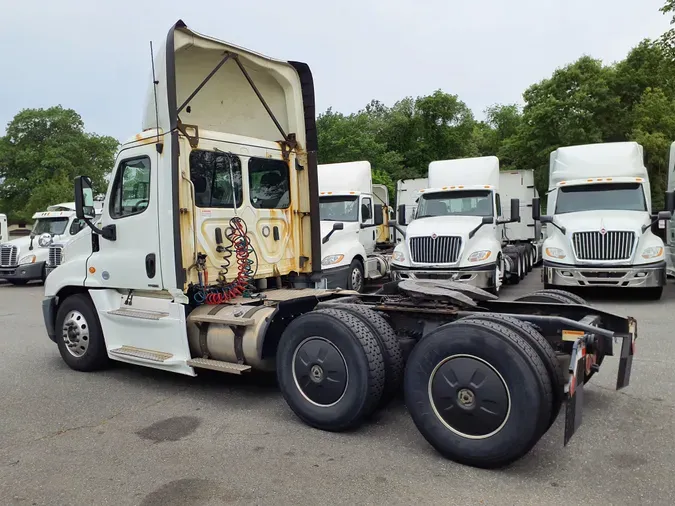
61 310 90 358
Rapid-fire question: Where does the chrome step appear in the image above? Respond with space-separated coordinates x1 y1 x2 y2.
109 346 174 362
187 358 252 374
107 308 169 320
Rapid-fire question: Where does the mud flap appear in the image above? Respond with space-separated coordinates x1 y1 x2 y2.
616 319 637 391
564 338 586 446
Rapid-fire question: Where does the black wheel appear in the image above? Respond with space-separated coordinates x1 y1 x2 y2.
487 259 502 296
459 314 564 430
525 247 533 273
507 253 521 285
641 287 663 300
515 290 583 304
276 308 385 432
519 252 527 280
55 294 110 372
9 279 28 286
347 260 364 293
404 319 552 468
330 305 404 406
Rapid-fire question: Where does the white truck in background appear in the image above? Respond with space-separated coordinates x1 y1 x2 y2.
319 161 390 291
0 203 90 285
391 156 534 294
394 177 428 243
540 141 674 299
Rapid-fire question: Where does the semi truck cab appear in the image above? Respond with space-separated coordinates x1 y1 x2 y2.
390 156 521 294
541 142 674 299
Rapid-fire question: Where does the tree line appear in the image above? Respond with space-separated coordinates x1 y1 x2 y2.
1 2 674 221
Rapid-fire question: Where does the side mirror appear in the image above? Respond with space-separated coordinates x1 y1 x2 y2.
658 210 672 220
532 197 541 221
481 216 494 224
74 176 95 220
374 204 384 226
540 215 553 224
666 191 675 214
397 204 407 226
510 198 521 223
333 222 344 231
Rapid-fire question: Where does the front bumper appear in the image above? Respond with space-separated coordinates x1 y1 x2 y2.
0 261 45 282
42 296 57 343
321 264 352 289
543 260 666 288
391 262 497 290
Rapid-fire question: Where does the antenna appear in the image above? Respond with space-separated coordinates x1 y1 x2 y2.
150 41 161 147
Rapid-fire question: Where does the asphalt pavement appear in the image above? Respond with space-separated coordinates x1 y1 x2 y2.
1 273 673 505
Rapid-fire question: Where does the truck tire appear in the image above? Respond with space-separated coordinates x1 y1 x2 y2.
347 259 364 293
459 313 564 430
519 250 527 279
55 294 110 372
404 318 552 468
515 290 583 305
533 289 587 305
504 252 520 285
276 308 385 432
329 305 404 406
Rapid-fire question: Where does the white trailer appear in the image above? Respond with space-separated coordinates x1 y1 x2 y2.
540 142 673 299
0 214 7 244
42 20 640 470
394 177 428 243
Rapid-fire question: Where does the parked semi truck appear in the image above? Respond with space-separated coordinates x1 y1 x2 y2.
540 142 673 299
0 203 89 285
43 20 639 469
390 156 539 294
319 161 391 292
666 141 675 277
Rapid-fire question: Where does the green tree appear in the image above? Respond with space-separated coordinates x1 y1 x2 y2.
0 106 118 221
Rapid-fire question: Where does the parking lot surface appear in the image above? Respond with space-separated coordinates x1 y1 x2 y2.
1 273 674 505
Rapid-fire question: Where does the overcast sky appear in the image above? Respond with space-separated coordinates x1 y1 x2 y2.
0 0 670 141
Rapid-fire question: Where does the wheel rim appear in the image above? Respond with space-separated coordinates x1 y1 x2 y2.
292 337 349 407
350 267 363 292
428 354 511 439
61 310 90 358
494 264 501 293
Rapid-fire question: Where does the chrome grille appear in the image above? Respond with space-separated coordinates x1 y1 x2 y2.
572 231 635 261
409 236 462 264
49 245 63 267
0 245 18 267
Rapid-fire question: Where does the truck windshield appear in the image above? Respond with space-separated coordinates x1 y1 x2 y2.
320 196 359 222
555 183 647 214
32 218 69 236
417 190 493 218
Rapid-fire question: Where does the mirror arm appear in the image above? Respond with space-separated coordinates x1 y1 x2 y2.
322 230 335 245
469 222 487 239
550 221 567 235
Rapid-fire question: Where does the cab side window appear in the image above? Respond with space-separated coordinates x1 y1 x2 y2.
248 158 290 209
110 157 151 218
190 150 243 208
69 219 86 235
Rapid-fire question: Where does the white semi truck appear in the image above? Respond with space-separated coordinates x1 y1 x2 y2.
42 19 640 469
0 203 88 285
390 156 538 294
319 161 390 292
540 142 673 300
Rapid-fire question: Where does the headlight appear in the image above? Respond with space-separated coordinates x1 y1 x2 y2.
545 247 566 259
641 246 664 259
392 251 405 262
18 254 36 265
467 250 491 262
38 233 53 248
322 254 345 266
